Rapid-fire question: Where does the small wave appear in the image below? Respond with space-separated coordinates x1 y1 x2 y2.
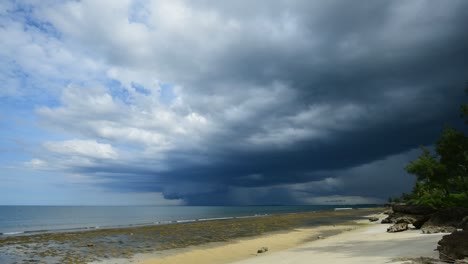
1 231 25 235
154 220 173 225
334 207 353 211
176 219 196 223
198 216 234 221
24 230 48 233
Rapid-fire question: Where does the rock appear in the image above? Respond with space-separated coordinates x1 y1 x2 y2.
395 216 416 224
437 231 468 261
460 216 468 231
387 223 409 233
317 235 324 239
381 213 430 229
257 247 269 254
381 216 394 224
381 212 404 224
380 205 434 229
422 226 457 234
87 243 94 247
383 210 393 215
413 216 432 229
397 215 432 229
392 204 437 215
422 207 468 234
368 217 379 222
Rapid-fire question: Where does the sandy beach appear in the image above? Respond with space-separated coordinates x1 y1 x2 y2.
231 222 444 264
2 208 448 264
134 214 445 264
1 208 381 263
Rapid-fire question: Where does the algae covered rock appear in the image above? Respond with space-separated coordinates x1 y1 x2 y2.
387 223 408 233
422 207 468 234
392 204 437 215
437 231 468 261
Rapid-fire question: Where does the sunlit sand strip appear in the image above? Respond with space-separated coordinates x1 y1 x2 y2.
125 215 444 264
134 224 354 264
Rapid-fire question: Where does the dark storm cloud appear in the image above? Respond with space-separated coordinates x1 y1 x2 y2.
31 0 468 205
126 118 447 204
165 1 467 204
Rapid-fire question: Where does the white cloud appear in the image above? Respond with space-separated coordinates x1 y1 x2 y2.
25 158 48 169
37 85 215 152
44 139 118 160
0 5 105 99
244 103 366 148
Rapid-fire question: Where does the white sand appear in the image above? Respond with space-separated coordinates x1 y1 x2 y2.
231 222 445 264
101 215 447 264
136 224 352 264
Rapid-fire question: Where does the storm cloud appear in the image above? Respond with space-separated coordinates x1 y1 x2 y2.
1 0 467 205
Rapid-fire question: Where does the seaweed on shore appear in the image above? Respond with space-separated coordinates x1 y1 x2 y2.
0 208 381 264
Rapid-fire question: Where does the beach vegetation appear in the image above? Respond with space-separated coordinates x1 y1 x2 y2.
403 88 468 208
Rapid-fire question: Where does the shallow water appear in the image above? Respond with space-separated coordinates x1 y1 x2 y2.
0 205 378 235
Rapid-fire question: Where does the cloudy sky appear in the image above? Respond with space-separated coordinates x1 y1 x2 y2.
1 0 467 206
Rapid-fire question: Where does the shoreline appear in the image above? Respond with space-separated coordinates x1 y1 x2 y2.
0 214 271 238
0 207 382 264
128 222 363 264
123 213 444 264
0 205 380 237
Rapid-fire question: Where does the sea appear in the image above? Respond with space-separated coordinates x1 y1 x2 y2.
0 205 378 236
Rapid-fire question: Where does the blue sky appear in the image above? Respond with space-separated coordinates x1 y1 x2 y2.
0 0 467 205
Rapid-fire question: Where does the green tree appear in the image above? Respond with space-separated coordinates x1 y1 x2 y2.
406 147 447 190
462 87 468 124
436 127 468 196
404 89 467 207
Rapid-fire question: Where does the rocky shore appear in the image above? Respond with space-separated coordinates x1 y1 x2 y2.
380 204 468 262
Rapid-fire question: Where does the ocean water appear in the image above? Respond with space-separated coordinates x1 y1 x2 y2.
0 205 377 235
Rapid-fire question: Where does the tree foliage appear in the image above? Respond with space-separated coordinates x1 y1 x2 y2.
403 89 468 208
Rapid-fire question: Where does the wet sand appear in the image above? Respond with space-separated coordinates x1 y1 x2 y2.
134 224 359 264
